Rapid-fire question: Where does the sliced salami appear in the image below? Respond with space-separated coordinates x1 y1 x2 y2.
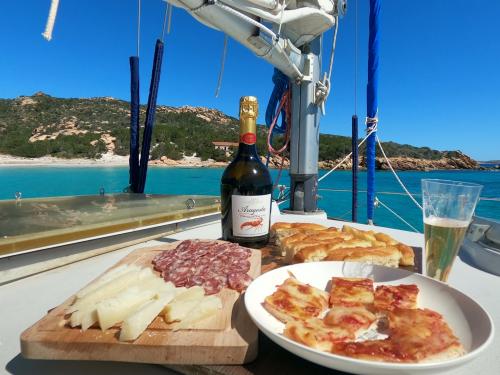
227 272 253 292
203 277 223 295
153 240 253 294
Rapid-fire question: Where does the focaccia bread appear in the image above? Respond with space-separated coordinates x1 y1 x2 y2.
323 246 402 268
275 222 415 268
270 222 329 247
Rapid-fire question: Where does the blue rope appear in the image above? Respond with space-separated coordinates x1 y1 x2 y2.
265 69 289 165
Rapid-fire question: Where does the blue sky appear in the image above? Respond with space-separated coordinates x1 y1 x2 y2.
1 0 499 160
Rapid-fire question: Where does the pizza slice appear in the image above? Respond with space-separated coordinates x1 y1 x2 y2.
374 284 419 311
387 308 465 362
323 305 377 338
263 277 329 322
331 308 465 363
284 317 352 351
329 277 374 307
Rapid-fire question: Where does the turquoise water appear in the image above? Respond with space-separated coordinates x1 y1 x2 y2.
1 166 498 232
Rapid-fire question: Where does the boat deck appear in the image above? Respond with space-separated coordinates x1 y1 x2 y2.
1 215 499 375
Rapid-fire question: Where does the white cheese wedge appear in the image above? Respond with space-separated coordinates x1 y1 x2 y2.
76 264 140 299
68 268 151 313
70 304 97 330
171 286 205 302
81 309 98 331
119 291 175 341
162 286 205 320
138 277 175 296
164 298 202 323
173 296 222 331
96 287 157 331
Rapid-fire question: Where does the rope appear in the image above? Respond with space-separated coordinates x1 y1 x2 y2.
365 116 378 133
41 0 60 41
167 2 173 34
215 35 228 98
277 0 286 36
267 90 291 189
318 126 378 182
315 16 339 114
161 2 169 42
375 197 421 233
375 134 423 210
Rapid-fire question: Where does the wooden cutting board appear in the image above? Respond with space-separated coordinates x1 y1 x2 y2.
20 240 261 365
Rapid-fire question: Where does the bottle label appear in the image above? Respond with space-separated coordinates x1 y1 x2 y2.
240 132 256 145
231 194 271 237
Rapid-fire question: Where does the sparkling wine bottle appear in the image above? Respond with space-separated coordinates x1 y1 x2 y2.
221 96 273 248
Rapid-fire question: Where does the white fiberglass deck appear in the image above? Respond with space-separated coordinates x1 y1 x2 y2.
1 214 499 375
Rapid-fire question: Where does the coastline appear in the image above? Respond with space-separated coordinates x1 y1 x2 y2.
0 153 485 171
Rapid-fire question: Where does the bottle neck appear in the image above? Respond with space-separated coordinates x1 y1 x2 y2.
238 117 258 157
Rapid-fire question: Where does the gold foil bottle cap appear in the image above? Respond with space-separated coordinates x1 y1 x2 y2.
239 96 258 120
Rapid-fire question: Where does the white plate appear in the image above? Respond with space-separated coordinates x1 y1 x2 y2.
244 262 494 375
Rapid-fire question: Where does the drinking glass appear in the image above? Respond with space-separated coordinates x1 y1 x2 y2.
422 179 482 281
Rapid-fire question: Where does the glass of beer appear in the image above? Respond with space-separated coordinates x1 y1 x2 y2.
422 179 482 281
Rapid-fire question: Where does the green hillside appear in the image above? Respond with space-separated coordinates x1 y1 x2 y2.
0 93 462 162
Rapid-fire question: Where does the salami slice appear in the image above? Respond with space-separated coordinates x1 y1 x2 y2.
230 259 251 273
227 272 253 292
203 278 223 295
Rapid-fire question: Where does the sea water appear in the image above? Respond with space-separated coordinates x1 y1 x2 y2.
0 167 498 232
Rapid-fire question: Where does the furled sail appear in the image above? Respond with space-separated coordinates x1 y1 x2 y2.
165 0 345 80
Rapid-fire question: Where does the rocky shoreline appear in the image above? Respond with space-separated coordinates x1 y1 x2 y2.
0 151 483 171
148 150 482 171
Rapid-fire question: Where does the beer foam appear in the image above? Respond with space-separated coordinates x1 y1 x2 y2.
424 216 469 228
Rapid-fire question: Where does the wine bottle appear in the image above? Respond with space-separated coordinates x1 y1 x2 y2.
221 96 273 248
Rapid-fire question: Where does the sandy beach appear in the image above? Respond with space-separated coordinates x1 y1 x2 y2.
0 153 130 167
0 153 229 168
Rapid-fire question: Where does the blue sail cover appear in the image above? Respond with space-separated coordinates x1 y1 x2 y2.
366 0 380 223
137 39 164 193
129 56 140 192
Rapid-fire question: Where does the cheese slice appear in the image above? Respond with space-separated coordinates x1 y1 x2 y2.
119 291 176 341
173 296 222 331
164 297 204 323
68 268 151 313
171 286 204 302
76 264 140 299
70 304 98 330
96 287 157 331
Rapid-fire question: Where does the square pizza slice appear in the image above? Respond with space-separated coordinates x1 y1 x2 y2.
263 277 329 323
329 277 374 307
374 284 419 311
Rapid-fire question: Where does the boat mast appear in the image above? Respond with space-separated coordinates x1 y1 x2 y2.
288 38 322 212
366 0 380 224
